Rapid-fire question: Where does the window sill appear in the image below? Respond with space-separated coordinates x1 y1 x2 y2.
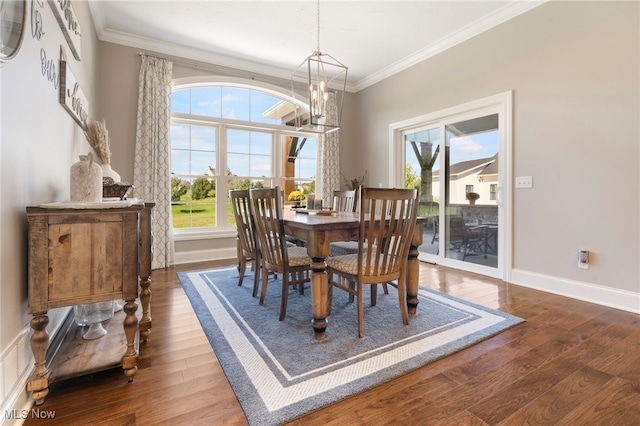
173 228 236 242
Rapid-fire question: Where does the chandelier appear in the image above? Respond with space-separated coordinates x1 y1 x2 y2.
291 0 348 134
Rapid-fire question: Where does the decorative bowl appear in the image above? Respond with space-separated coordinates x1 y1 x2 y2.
102 183 132 199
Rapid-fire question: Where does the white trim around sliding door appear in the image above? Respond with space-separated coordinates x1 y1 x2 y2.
389 91 512 282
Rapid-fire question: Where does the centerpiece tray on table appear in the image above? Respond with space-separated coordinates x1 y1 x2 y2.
294 209 338 216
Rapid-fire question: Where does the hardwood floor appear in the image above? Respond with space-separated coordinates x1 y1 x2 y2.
24 260 639 425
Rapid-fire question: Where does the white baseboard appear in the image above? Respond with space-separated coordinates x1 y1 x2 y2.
172 247 237 265
511 269 640 314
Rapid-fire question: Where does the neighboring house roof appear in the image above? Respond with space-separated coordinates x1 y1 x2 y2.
478 153 499 178
433 155 496 178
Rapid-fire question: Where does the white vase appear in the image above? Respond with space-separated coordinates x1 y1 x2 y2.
101 164 121 183
70 152 102 202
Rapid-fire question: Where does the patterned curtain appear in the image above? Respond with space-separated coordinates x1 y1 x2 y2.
317 92 341 206
133 55 173 269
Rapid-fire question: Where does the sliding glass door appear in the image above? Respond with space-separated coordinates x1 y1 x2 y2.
394 93 511 279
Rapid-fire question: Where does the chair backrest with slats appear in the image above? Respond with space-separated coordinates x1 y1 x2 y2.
332 189 357 212
249 187 287 272
357 186 418 284
230 189 257 259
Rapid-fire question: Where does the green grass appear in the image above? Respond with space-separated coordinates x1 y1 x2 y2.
171 196 235 228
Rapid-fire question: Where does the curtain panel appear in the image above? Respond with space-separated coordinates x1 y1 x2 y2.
133 55 174 269
317 93 341 206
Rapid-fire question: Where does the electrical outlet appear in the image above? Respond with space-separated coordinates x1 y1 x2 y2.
515 176 533 188
578 249 589 269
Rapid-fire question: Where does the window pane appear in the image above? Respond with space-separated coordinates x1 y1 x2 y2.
172 89 190 114
191 125 216 151
191 152 216 177
172 178 215 228
251 91 281 124
222 87 250 121
171 149 190 175
227 129 272 177
170 123 190 149
191 87 221 117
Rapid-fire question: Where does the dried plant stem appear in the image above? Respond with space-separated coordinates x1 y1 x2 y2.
84 120 111 164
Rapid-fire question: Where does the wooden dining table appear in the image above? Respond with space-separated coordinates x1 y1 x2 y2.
282 209 426 340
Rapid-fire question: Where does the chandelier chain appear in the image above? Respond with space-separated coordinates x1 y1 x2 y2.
316 0 320 53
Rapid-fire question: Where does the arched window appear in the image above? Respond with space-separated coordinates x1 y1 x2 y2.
170 78 316 234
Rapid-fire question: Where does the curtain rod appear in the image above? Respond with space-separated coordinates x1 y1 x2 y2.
137 50 290 87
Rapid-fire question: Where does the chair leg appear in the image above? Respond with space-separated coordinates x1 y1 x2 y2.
279 275 289 321
238 256 247 286
371 284 378 306
382 283 389 294
251 258 260 298
259 265 269 305
298 272 305 295
397 274 409 326
357 282 365 338
348 278 355 303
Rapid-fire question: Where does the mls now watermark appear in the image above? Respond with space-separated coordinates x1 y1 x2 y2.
4 408 57 419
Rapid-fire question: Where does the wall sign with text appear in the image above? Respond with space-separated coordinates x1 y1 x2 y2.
59 60 88 128
48 0 81 61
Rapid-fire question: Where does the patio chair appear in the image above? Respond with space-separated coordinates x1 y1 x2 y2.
448 216 484 260
326 187 418 337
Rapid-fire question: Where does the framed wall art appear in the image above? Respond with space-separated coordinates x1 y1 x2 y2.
48 0 81 61
59 59 89 129
0 0 27 62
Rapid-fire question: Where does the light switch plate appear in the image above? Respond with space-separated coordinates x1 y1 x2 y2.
515 176 533 188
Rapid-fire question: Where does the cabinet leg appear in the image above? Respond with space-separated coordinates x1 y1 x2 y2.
139 276 152 342
122 300 139 382
27 314 50 405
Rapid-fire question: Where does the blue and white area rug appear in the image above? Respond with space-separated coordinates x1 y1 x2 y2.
178 267 524 425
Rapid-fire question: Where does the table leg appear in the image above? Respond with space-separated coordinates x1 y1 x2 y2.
27 314 50 405
122 300 139 381
407 222 424 315
407 244 420 315
310 258 328 340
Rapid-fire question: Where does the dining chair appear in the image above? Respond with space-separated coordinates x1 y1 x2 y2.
329 189 358 256
249 187 311 321
329 189 390 300
230 189 261 297
326 186 419 337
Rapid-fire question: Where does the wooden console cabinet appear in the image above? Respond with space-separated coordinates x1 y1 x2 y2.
26 202 154 405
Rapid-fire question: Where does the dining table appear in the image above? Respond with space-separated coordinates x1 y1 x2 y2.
282 209 427 340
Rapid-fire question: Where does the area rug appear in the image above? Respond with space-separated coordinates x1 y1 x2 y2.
178 267 524 425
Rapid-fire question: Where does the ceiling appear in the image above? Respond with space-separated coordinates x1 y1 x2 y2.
89 1 544 92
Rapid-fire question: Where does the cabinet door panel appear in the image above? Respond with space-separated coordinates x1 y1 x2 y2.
48 222 124 302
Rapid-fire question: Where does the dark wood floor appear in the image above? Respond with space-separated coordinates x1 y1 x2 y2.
24 259 639 425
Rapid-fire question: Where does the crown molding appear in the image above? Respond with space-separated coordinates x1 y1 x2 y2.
91 0 545 94
351 0 545 92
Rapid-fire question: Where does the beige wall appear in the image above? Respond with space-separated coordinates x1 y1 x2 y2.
1 0 98 413
354 1 639 296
